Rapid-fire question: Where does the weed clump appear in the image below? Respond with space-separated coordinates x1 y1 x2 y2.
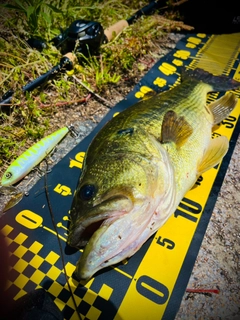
0 0 192 175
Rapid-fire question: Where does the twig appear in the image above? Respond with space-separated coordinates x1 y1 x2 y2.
152 15 194 31
186 288 220 294
38 95 91 108
0 96 91 108
0 52 26 63
159 0 190 11
0 61 46 87
72 75 114 108
172 0 190 6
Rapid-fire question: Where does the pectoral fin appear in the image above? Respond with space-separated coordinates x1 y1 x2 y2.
207 93 237 125
198 136 229 175
161 110 193 148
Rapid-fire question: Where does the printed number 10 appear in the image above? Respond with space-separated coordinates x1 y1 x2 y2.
174 197 202 223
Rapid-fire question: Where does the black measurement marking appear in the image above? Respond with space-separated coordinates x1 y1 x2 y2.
195 175 203 186
221 115 237 129
156 236 175 250
136 275 169 304
174 197 202 223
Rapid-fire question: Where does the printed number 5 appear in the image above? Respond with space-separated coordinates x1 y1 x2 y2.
156 236 175 250
54 184 72 196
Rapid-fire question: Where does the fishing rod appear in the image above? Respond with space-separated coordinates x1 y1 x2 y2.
0 1 163 111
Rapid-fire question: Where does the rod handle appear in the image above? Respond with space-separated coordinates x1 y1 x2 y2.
104 20 129 42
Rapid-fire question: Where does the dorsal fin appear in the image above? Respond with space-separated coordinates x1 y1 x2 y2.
142 90 157 100
182 68 240 92
161 110 193 148
207 93 237 125
197 136 229 175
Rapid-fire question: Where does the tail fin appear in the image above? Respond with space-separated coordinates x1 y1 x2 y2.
182 68 240 92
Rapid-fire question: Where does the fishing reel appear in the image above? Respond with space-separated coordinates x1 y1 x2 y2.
50 19 107 56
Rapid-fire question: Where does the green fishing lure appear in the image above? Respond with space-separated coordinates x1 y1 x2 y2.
1 126 70 186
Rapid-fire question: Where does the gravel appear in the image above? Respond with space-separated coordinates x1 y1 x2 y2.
176 135 240 319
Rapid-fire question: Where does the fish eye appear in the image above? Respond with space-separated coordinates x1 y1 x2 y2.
79 184 96 201
5 172 12 179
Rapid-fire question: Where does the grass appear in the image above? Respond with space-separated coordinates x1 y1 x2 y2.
0 0 191 175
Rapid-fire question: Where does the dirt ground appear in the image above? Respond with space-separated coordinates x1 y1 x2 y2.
0 31 185 211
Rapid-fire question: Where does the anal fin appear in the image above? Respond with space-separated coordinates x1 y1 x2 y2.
161 110 193 148
207 93 237 125
198 136 229 175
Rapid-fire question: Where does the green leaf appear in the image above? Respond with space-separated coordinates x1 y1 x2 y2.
26 6 34 19
0 4 25 12
14 0 27 11
23 0 33 6
42 12 51 24
46 4 63 14
35 4 42 16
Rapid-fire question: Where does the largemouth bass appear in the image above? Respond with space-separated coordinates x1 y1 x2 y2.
67 68 239 280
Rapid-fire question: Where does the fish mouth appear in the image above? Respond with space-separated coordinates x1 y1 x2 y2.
72 195 154 281
67 194 133 248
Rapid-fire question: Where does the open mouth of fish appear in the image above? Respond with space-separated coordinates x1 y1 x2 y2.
67 194 134 248
67 192 157 280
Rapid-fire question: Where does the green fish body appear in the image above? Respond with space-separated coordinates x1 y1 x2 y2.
68 68 239 280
